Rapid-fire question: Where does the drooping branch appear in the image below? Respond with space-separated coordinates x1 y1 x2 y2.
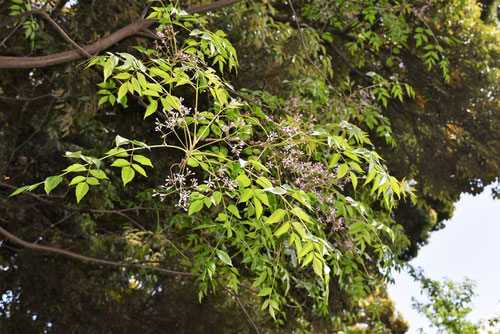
0 221 259 295
224 287 261 334
0 0 244 69
0 224 195 276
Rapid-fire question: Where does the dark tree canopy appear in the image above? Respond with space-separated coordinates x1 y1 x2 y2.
0 0 498 332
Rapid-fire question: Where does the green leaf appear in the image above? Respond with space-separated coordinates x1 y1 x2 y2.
131 77 141 94
98 96 108 106
216 249 232 266
264 187 287 195
86 177 100 185
350 172 358 190
137 72 147 88
75 182 89 203
113 72 131 80
132 163 147 177
364 168 377 185
121 166 135 185
236 174 251 188
291 221 306 238
105 147 128 157
239 188 254 203
253 197 263 219
227 204 241 218
144 99 158 118
64 164 86 172
215 213 227 222
103 57 114 81
188 199 204 215
337 163 349 179
149 67 170 79
211 124 222 136
132 155 153 167
265 209 286 225
65 151 82 158
257 287 272 297
274 222 290 236
298 242 314 259
329 153 341 168
256 176 272 188
197 125 210 138
115 135 129 147
212 191 222 205
9 185 30 197
254 190 270 207
291 207 312 224
313 256 323 277
69 175 86 186
186 157 199 167
89 169 108 179
301 252 314 267
111 159 130 167
44 176 62 195
162 95 181 111
27 183 41 191
248 159 270 172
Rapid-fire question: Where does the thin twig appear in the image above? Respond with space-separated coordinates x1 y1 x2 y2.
7 102 52 168
0 93 53 101
35 212 76 243
288 1 334 87
224 287 261 334
33 9 91 57
0 16 27 48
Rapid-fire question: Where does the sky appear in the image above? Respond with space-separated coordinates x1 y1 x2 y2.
388 186 500 333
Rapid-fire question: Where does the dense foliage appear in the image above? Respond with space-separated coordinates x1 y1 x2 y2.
410 267 500 334
0 0 498 332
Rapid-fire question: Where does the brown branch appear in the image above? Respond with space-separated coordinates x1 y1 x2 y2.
189 0 243 14
288 1 333 87
7 101 53 169
0 224 194 276
0 16 27 48
224 287 261 334
32 9 91 57
0 221 259 295
35 212 76 243
0 93 53 101
0 0 244 69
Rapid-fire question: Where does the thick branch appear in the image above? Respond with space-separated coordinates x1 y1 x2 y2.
0 224 194 276
0 0 244 69
0 221 259 294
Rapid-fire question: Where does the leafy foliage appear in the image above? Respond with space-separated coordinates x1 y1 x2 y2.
0 0 499 332
410 267 500 334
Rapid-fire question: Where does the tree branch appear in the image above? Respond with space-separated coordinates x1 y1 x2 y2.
224 287 261 334
33 9 91 57
288 1 333 87
0 0 244 69
0 224 194 276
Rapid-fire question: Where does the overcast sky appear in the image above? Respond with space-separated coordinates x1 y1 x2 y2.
388 186 500 333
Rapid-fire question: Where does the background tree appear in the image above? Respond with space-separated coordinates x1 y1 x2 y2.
0 0 498 333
